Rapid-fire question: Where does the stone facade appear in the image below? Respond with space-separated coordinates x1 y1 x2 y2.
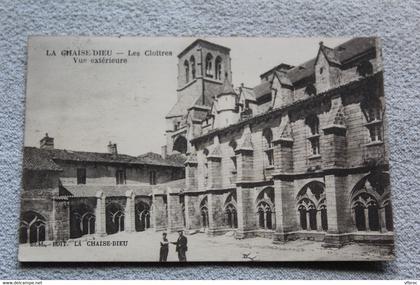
20 138 186 244
167 38 393 247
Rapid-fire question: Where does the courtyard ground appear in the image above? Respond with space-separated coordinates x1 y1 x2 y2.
19 230 394 262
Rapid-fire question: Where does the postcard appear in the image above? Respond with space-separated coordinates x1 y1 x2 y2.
19 36 394 261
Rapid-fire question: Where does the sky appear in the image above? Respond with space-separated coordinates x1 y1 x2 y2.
24 37 350 156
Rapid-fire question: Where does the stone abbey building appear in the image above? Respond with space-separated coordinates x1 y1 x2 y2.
20 38 393 248
164 38 393 247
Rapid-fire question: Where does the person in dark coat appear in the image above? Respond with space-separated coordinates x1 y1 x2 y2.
159 232 169 262
171 230 188 262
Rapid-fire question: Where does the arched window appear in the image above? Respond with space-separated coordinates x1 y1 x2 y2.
70 203 95 238
229 140 237 175
106 202 125 234
135 201 151 231
262 128 274 167
305 84 317 96
20 211 46 244
256 187 275 230
205 53 213 77
351 171 392 232
215 56 222 80
200 196 209 229
173 136 188 154
296 181 327 232
305 115 320 156
357 61 373 77
361 98 383 143
190 56 196 79
184 60 189 83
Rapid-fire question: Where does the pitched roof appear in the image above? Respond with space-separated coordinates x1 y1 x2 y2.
166 92 202 118
61 178 186 197
218 79 236 96
23 147 184 168
23 147 62 171
253 81 272 100
240 87 256 102
284 37 376 85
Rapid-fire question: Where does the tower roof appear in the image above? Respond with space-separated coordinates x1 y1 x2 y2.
217 78 236 97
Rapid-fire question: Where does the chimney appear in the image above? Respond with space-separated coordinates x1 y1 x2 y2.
40 133 54 149
161 145 167 159
107 141 118 155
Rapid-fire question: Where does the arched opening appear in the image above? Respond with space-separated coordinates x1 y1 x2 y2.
173 136 188 154
190 56 196 79
225 204 238 228
70 203 95 238
351 171 392 232
106 202 125 235
361 98 383 143
305 115 320 155
205 53 213 77
296 181 327 232
20 211 46 244
200 196 209 229
256 187 275 230
262 128 274 167
215 56 222 80
184 60 189 83
135 201 151 231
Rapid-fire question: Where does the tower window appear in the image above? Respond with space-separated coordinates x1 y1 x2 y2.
362 98 383 143
190 56 196 79
184 60 189 83
215 56 222 80
306 115 320 156
263 128 274 166
116 169 126 185
77 168 86 185
205 53 213 77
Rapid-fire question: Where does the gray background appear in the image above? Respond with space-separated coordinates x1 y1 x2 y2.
0 0 419 279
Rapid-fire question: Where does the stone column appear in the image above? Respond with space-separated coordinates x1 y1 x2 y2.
364 207 370 232
207 192 215 232
379 207 387 233
273 178 297 243
95 191 106 236
124 191 135 233
235 185 255 239
323 175 351 247
306 211 311 231
316 210 322 231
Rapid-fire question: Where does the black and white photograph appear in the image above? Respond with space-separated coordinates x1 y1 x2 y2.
18 36 394 262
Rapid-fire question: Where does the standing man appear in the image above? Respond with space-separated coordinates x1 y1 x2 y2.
159 232 169 262
171 230 188 262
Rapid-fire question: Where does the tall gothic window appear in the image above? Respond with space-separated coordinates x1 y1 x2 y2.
190 56 196 79
205 53 213 77
306 115 320 156
296 181 328 231
362 98 383 143
184 60 189 83
256 187 275 230
263 128 274 167
215 56 222 80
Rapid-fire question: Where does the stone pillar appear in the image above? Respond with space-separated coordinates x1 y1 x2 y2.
273 178 297 243
184 194 192 231
207 193 215 230
316 210 322 231
95 191 106 236
323 175 351 247
51 197 70 241
235 185 256 239
379 207 387 233
364 208 370 232
124 191 135 233
306 211 311 231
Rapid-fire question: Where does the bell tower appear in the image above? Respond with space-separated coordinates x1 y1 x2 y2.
165 39 233 156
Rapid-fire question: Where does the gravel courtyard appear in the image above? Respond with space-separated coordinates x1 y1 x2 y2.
19 230 394 262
